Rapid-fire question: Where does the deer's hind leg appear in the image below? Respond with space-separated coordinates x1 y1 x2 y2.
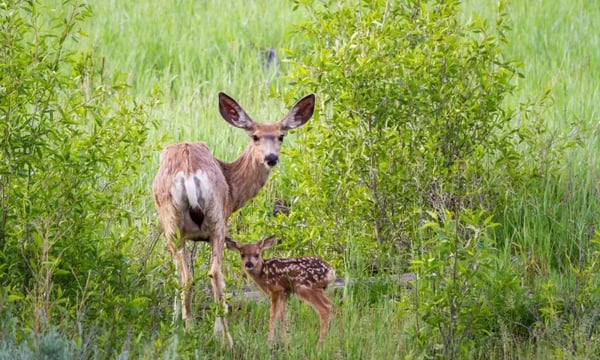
159 203 194 329
208 225 233 348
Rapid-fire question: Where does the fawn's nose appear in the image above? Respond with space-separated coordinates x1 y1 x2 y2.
245 261 254 269
264 154 278 167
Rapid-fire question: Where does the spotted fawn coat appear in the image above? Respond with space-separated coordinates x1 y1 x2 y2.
226 236 335 346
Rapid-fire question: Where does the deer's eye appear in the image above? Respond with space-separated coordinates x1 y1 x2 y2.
278 134 285 142
254 254 260 259
252 135 260 142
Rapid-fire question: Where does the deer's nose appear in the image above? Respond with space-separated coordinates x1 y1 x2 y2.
245 262 254 269
265 154 278 167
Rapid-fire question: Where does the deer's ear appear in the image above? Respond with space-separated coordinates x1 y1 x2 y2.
280 94 315 130
218 92 256 130
225 237 241 251
259 236 277 250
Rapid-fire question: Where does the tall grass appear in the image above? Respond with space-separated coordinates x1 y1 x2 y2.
463 0 600 272
463 0 600 130
81 0 305 152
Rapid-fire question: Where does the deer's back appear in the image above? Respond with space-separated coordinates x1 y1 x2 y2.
155 142 221 177
152 142 231 238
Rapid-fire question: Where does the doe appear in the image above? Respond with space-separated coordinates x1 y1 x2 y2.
226 236 335 346
152 93 315 346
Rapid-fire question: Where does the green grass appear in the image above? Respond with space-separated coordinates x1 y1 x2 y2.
462 0 600 130
80 0 306 155
462 0 600 272
142 281 411 359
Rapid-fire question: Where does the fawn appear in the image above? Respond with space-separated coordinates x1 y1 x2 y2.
225 236 335 346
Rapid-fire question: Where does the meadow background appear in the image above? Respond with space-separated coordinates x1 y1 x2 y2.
1 0 599 358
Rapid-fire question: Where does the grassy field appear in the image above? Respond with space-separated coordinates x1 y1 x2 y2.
462 0 600 273
83 0 600 357
3 0 600 358
81 0 305 149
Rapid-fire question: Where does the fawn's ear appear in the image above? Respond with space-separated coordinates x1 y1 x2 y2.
259 236 277 250
225 237 241 251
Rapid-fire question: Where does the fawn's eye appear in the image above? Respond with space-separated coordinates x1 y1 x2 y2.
278 134 285 142
252 135 260 142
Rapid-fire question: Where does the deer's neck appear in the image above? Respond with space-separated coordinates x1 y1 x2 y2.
220 145 271 214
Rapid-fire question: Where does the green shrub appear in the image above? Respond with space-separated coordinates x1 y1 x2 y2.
410 210 535 358
239 2 565 355
0 321 78 360
259 0 554 270
0 0 159 354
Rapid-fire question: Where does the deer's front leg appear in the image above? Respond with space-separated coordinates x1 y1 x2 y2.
268 292 281 342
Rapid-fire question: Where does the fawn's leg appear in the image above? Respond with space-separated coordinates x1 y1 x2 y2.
296 287 332 346
268 291 289 343
315 290 333 345
275 293 289 340
268 293 282 342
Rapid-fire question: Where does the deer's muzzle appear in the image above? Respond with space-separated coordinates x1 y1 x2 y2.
264 154 279 167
